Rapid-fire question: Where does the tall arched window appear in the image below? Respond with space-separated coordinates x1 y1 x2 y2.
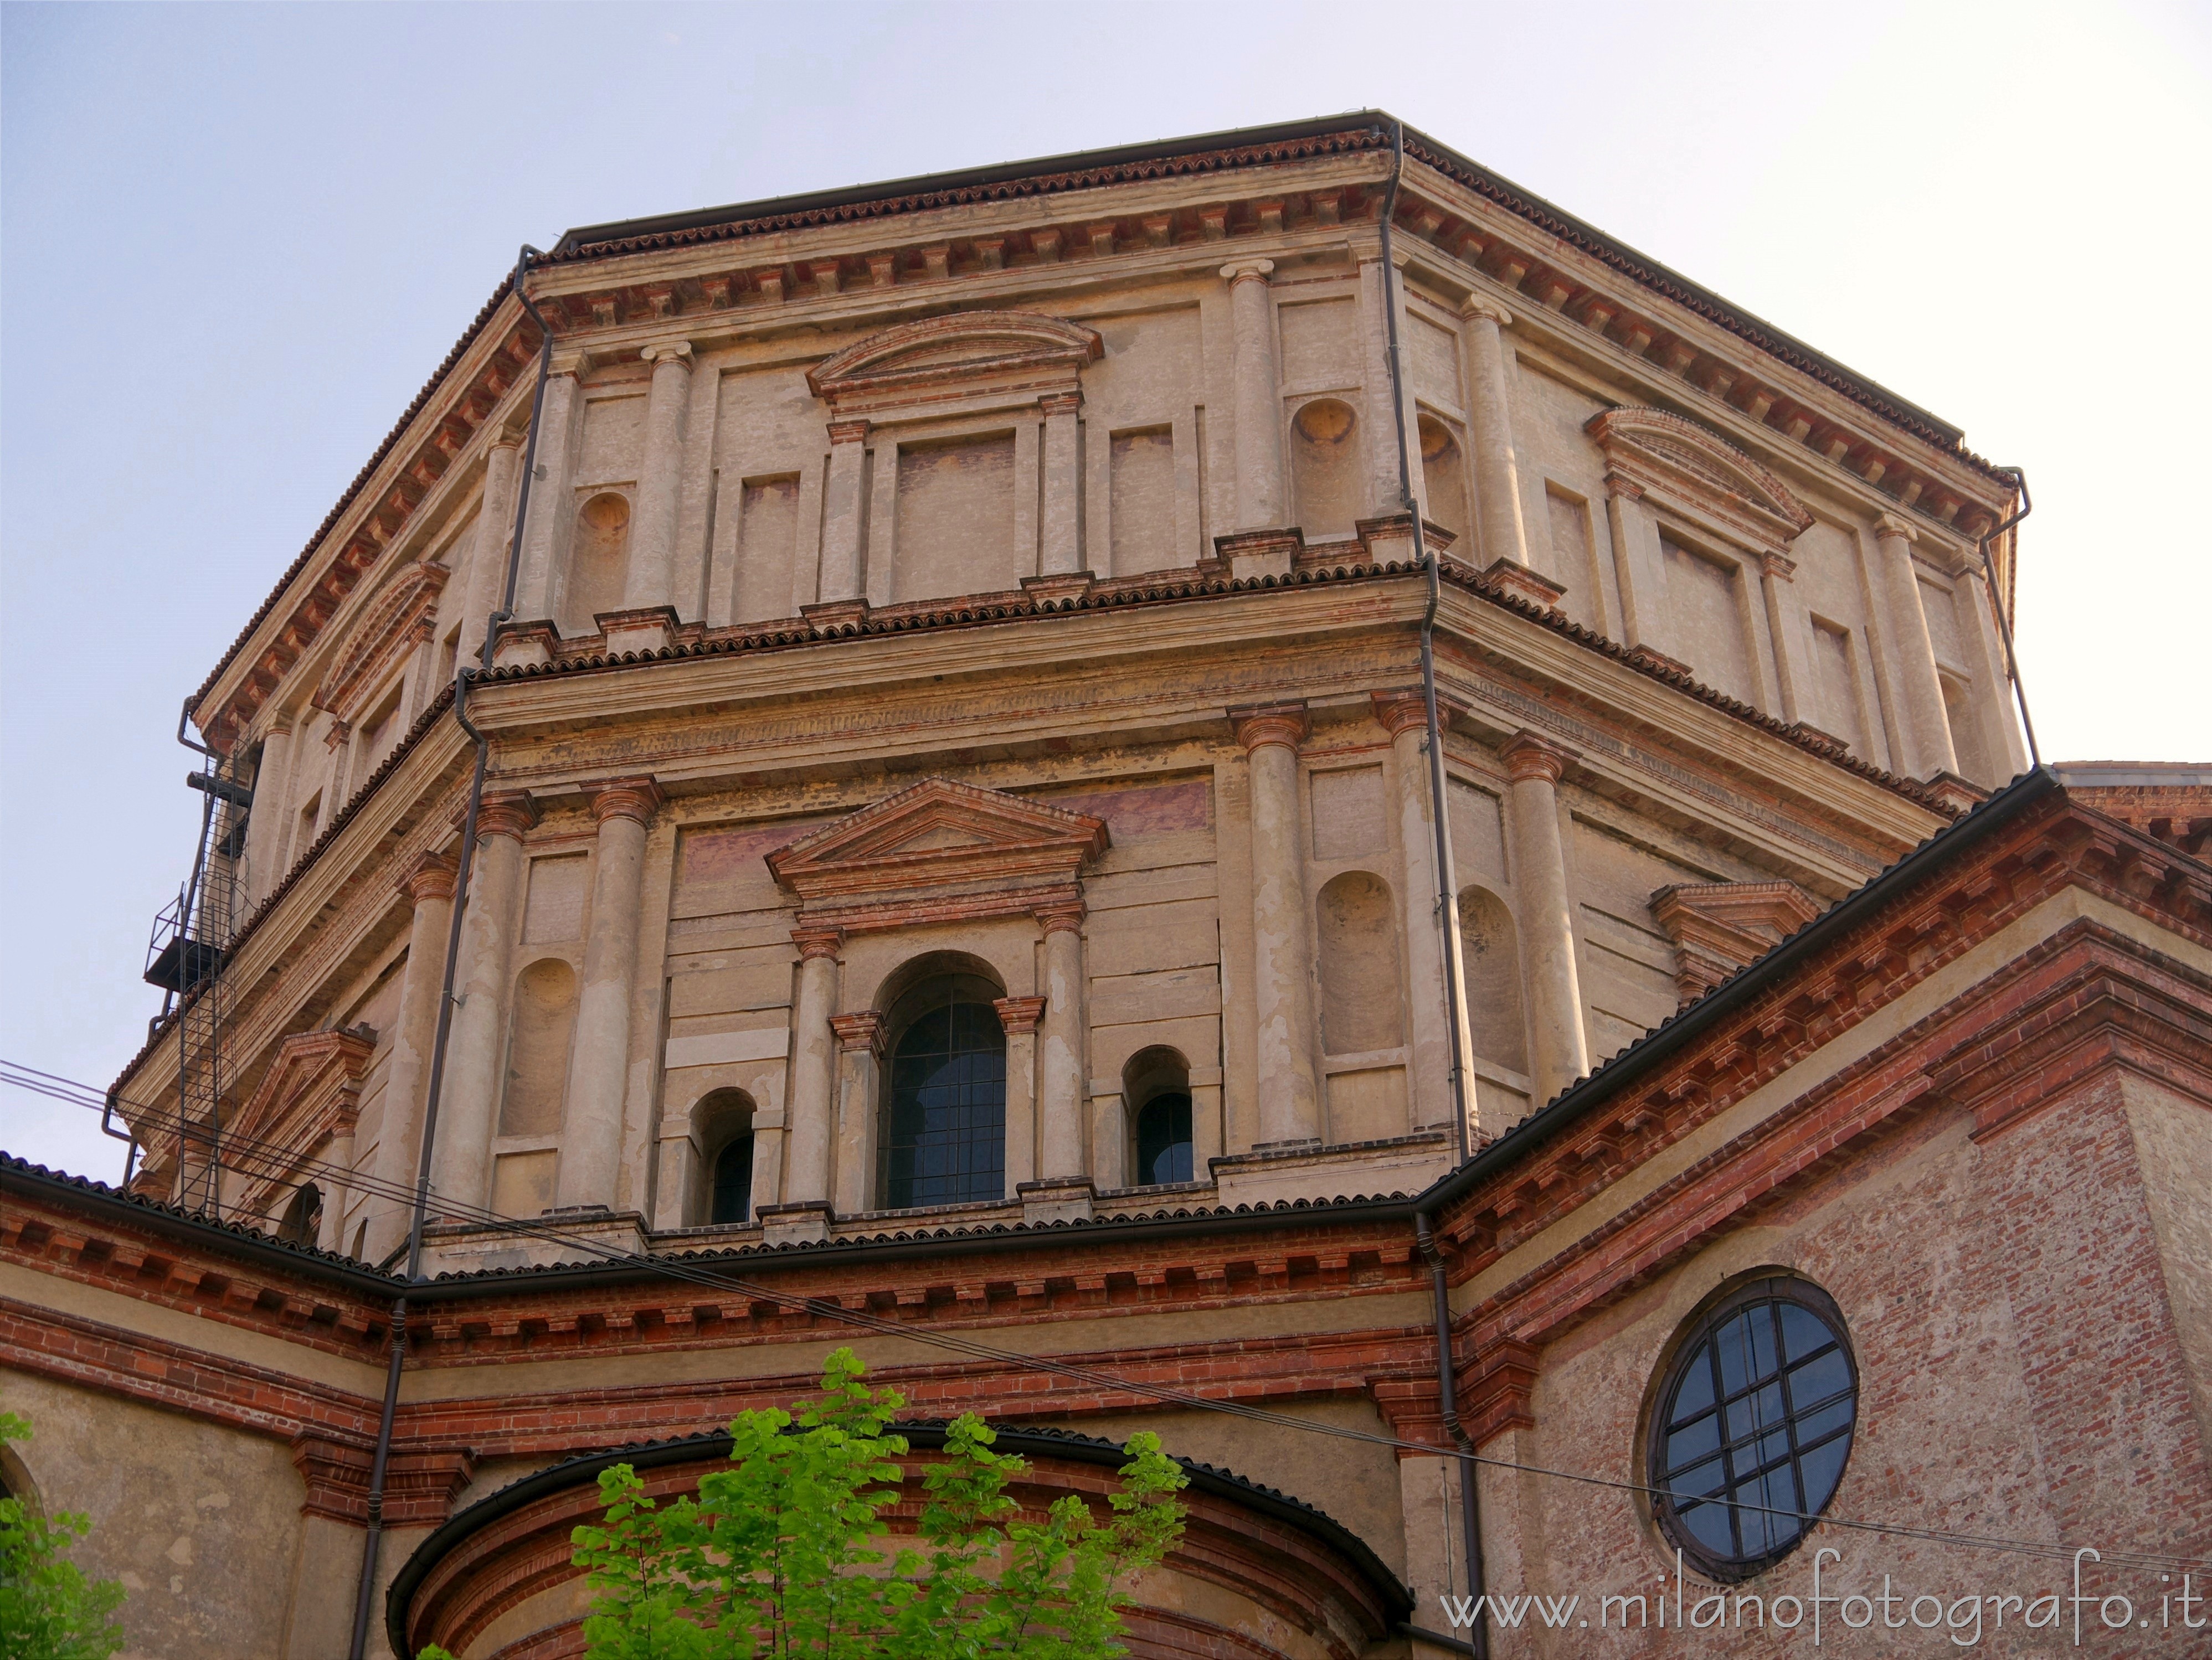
690 1087 756 1226
882 972 1006 1209
1124 1048 1193 1187
277 1182 322 1246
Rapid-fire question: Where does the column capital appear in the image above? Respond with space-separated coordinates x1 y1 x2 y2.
1873 512 1920 547
471 790 539 842
827 417 871 446
1369 689 1432 739
1035 900 1086 935
1757 549 1799 580
1459 295 1514 329
588 776 663 828
829 1010 886 1058
994 995 1046 1035
1230 701 1310 754
1038 390 1083 417
1500 730 1575 785
399 850 458 904
791 924 844 962
640 340 693 369
1220 257 1276 285
1602 470 1644 503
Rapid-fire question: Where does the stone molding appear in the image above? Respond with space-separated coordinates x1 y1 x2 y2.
1228 702 1310 754
766 776 1109 935
1479 555 1567 611
993 995 1046 1035
588 776 663 828
470 791 539 843
229 1025 378 1220
1586 406 1814 555
1368 690 1431 739
805 310 1103 420
399 850 459 905
1499 730 1572 785
312 561 451 721
291 1432 476 1528
1650 878 1825 1004
829 1011 887 1059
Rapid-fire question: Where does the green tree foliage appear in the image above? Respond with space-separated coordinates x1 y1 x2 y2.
420 1349 1184 1660
0 1413 125 1660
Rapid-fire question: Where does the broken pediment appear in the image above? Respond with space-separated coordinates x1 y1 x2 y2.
806 311 1103 419
313 560 450 720
767 776 1109 931
1651 879 1825 1006
1587 407 1814 554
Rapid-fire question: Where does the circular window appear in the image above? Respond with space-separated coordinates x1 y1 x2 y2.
1647 1276 1858 1580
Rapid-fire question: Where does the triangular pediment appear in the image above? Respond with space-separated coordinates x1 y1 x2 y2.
1586 406 1813 547
806 311 1103 409
767 777 1108 924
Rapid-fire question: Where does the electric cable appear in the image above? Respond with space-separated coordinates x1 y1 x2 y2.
8 1064 2206 1578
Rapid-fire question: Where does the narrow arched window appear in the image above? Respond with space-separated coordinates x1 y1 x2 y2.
882 973 1006 1209
277 1182 322 1246
711 1135 754 1225
1135 1094 1193 1185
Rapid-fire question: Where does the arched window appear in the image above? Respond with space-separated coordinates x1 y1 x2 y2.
1290 398 1360 538
690 1087 757 1226
1123 1048 1193 1187
565 492 631 633
1648 1275 1858 1581
276 1182 322 1246
711 1136 754 1225
1418 415 1471 549
882 972 1006 1209
1316 871 1404 1054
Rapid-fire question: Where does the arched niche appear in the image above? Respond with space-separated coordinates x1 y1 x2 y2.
1316 871 1404 1055
1418 415 1470 548
1123 1047 1194 1187
877 952 1008 1211
1290 398 1360 539
1458 885 1527 1073
501 957 578 1136
564 492 631 634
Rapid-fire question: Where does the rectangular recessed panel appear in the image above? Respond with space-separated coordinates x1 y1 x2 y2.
1278 297 1358 390
1311 766 1386 860
490 1149 558 1219
665 1026 791 1070
1109 427 1175 573
1660 537 1753 704
894 433 1017 601
523 854 588 945
734 475 801 625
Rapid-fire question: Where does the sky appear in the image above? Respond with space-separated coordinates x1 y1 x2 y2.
3 0 2207 1181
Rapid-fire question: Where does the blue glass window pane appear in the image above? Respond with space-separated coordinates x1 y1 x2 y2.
1797 1436 1851 1514
710 1135 754 1225
884 986 1007 1209
1135 1093 1194 1186
1665 1412 1720 1470
1787 1349 1851 1409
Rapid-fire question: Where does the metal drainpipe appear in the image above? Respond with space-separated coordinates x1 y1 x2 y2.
1973 468 2039 770
1416 1212 1488 1657
346 245 554 1660
1381 117 1487 1656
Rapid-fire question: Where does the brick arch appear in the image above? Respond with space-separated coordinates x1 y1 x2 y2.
392 1428 1407 1660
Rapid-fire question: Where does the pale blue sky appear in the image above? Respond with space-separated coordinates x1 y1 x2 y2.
4 0 2206 1178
